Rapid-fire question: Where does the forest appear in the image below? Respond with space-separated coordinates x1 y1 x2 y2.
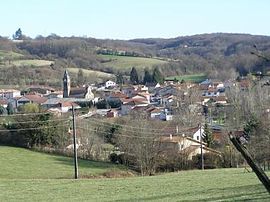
1 32 270 86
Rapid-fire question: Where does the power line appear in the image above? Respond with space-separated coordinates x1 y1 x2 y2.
78 121 163 135
3 118 70 125
0 123 69 132
79 118 195 135
83 118 166 132
77 126 160 139
0 112 53 117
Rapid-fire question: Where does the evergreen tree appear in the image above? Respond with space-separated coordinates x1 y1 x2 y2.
202 123 213 147
143 68 153 84
0 106 7 115
7 102 14 115
130 67 139 84
152 67 164 84
243 115 259 141
13 28 22 40
116 72 124 85
77 68 84 86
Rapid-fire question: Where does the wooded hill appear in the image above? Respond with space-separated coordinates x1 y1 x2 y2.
1 33 270 86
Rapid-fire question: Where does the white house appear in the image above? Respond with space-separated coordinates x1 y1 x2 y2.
160 108 173 121
0 99 8 108
105 80 116 88
160 135 220 160
0 89 21 99
192 126 204 142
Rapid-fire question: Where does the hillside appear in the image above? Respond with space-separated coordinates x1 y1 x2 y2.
1 33 270 86
0 146 269 201
0 146 128 179
98 54 167 71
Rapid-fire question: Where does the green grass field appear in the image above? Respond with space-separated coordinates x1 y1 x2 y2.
165 73 207 83
99 54 167 70
10 59 54 67
0 146 126 179
0 146 269 201
0 50 24 60
67 67 114 79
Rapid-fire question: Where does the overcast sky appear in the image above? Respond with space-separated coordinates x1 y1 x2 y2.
1 0 269 39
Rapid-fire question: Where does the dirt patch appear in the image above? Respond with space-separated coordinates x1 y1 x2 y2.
102 170 135 178
79 170 136 179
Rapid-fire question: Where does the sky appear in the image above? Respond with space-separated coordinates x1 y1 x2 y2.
1 0 270 39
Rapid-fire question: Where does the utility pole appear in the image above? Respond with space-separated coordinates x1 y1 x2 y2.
72 105 79 179
229 132 270 193
200 123 204 170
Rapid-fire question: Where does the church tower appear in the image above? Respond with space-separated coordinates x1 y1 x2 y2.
63 70 70 98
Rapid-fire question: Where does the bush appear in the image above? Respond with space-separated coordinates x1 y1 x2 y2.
193 153 223 169
109 153 118 163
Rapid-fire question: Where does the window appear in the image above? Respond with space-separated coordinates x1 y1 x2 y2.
197 136 199 141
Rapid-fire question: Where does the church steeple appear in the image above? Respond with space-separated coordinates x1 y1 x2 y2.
63 70 70 98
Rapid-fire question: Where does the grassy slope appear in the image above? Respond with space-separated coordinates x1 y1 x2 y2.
0 146 269 201
0 146 125 179
0 50 24 59
11 59 54 67
67 67 114 79
166 73 207 83
1 169 269 201
0 50 53 67
99 54 167 70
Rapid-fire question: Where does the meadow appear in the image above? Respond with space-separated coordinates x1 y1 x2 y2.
0 50 24 59
67 67 114 80
98 54 167 70
10 59 54 67
165 73 207 83
0 146 269 201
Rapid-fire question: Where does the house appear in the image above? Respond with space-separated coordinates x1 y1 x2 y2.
138 85 149 92
120 98 149 115
42 98 80 113
28 86 55 95
160 93 174 106
159 135 221 160
146 107 164 119
132 94 150 104
46 91 63 99
107 108 120 118
0 99 8 108
54 101 80 113
154 85 176 97
17 94 47 107
203 88 220 97
160 108 173 121
0 89 21 99
199 79 212 90
69 86 94 99
106 92 128 103
105 80 116 88
122 86 135 97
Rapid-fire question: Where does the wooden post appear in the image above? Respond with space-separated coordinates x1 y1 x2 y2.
229 132 270 193
72 105 79 179
200 124 204 170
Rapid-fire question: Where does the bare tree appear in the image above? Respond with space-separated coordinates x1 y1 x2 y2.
226 83 270 164
173 86 203 127
115 112 162 176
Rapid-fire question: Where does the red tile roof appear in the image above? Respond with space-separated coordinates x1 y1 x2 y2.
0 99 8 105
24 94 47 104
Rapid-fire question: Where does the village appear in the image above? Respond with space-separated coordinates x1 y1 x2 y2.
2 69 267 165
